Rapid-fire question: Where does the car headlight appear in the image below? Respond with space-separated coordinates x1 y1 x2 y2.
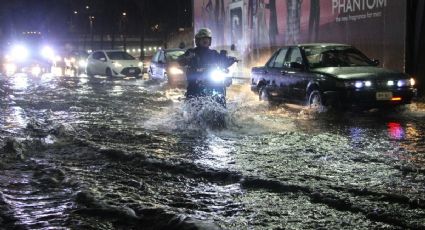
113 62 122 68
31 66 42 76
4 63 17 74
396 79 415 87
344 80 373 88
79 59 87 68
169 66 184 75
10 45 29 62
210 69 225 82
41 46 55 61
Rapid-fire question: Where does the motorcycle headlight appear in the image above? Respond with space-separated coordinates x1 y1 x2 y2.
169 66 183 75
210 69 225 82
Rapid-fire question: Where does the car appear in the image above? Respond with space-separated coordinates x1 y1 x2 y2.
86 50 143 78
62 50 89 77
148 48 186 85
250 43 417 110
1 43 55 77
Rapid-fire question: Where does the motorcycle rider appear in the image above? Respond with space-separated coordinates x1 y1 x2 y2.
178 28 235 98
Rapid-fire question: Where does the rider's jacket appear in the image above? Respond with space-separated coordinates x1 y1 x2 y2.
178 46 236 97
178 47 221 80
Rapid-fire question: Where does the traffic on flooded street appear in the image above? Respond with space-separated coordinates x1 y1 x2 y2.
1 74 424 229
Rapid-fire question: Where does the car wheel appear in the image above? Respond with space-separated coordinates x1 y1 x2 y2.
259 87 270 101
86 67 94 77
308 90 324 111
106 68 113 78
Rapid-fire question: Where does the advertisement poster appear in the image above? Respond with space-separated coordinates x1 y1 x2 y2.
193 0 406 71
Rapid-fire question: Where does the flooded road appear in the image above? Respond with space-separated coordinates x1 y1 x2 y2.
1 74 425 229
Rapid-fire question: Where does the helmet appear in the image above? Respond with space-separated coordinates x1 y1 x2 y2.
195 28 212 39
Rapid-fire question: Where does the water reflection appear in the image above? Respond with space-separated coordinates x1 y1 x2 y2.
194 134 234 169
2 106 28 131
387 122 405 140
111 85 124 96
10 74 29 90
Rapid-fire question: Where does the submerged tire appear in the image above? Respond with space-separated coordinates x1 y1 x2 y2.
106 68 113 78
86 68 94 77
308 90 324 111
259 87 270 101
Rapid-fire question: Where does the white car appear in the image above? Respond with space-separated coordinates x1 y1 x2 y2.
86 50 143 78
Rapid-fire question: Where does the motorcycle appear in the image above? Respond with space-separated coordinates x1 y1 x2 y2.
183 51 237 128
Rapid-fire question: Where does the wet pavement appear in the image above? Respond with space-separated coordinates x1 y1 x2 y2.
1 73 425 229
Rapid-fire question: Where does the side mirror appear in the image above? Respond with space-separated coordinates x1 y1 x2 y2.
371 59 380 66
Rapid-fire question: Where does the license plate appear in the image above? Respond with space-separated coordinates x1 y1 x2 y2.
376 92 392 100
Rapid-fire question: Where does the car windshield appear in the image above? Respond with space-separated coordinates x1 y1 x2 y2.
165 50 185 61
303 46 373 68
106 51 135 60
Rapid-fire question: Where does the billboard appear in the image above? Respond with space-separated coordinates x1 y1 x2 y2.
193 0 406 71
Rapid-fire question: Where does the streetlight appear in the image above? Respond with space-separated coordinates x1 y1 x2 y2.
120 12 128 51
89 16 95 50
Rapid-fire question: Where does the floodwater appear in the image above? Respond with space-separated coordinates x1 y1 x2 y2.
1 74 424 229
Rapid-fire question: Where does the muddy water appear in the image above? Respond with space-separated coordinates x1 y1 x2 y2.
1 74 424 229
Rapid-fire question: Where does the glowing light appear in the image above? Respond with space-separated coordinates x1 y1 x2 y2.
354 81 363 88
387 80 394 86
41 46 55 60
4 63 17 75
169 66 183 75
391 97 402 101
113 62 123 68
11 45 29 62
410 78 416 86
31 66 42 76
388 122 404 140
364 81 372 87
79 59 87 68
210 69 225 82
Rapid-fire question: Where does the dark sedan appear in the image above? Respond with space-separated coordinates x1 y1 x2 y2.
148 48 186 86
251 43 417 110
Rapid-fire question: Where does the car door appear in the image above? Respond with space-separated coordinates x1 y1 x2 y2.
89 51 107 75
97 52 108 75
264 48 290 98
156 51 166 79
87 52 98 74
283 47 309 102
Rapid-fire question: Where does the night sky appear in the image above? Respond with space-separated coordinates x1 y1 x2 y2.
0 0 192 39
